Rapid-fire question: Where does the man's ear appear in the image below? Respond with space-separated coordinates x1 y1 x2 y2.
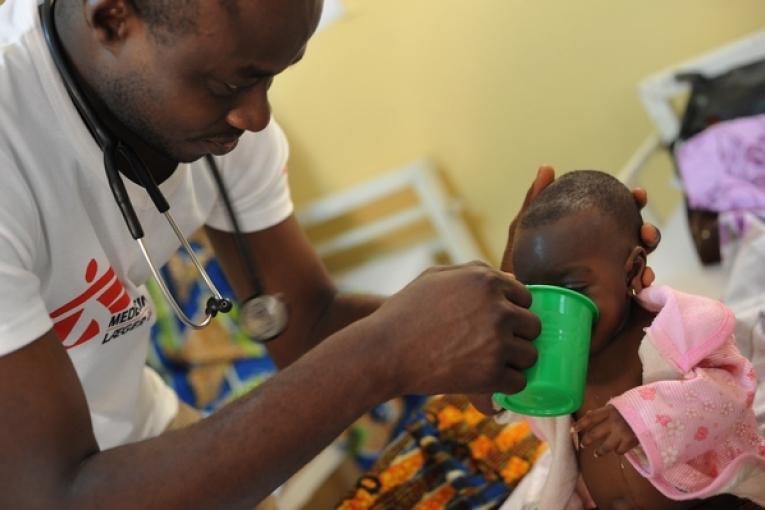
624 246 648 296
83 0 138 46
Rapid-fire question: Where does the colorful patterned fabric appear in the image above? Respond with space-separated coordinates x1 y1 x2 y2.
146 235 276 413
145 235 420 467
145 239 542 507
338 395 545 510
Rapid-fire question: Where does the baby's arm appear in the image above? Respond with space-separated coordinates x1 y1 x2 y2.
608 336 757 478
573 404 638 456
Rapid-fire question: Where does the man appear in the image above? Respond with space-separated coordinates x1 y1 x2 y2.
0 0 656 508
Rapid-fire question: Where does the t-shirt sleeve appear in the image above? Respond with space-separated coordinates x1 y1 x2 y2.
205 118 294 233
0 155 52 356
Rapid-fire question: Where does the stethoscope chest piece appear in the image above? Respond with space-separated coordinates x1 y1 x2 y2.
239 294 288 342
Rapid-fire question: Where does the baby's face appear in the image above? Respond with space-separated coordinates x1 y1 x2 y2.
511 208 632 354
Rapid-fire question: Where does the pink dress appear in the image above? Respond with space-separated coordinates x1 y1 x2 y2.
499 285 765 510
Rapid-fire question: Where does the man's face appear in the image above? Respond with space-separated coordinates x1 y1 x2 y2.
511 209 633 355
92 0 322 162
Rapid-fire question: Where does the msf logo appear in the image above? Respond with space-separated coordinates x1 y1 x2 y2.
50 259 151 349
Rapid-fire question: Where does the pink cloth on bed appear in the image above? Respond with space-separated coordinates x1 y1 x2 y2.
509 286 765 510
675 113 765 213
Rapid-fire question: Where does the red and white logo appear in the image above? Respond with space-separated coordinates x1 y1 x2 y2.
50 259 150 349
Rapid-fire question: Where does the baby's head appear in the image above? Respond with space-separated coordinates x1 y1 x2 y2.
511 170 646 354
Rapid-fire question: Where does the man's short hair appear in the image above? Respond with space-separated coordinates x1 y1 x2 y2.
58 0 202 42
60 0 238 43
129 0 204 42
519 170 643 242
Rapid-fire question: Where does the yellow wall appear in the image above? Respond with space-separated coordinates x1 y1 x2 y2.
271 1 765 265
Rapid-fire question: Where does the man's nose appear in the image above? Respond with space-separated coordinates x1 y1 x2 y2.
225 85 272 133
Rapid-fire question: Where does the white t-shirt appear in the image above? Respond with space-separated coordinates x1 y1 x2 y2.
0 0 293 449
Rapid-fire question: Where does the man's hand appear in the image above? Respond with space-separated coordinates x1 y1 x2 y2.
366 261 540 398
574 405 638 456
499 165 556 273
632 187 661 288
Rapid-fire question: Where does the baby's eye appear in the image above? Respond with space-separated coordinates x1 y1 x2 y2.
564 284 588 294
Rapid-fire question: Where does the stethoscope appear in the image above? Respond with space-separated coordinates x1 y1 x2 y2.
39 0 288 341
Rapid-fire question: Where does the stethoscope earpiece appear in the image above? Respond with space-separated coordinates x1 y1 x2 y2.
205 297 233 317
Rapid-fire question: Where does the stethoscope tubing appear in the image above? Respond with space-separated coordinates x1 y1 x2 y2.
38 0 287 337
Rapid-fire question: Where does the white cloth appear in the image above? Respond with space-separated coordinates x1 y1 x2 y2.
0 0 293 449
720 213 765 435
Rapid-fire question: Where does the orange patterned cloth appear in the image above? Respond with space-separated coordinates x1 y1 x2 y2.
337 395 545 510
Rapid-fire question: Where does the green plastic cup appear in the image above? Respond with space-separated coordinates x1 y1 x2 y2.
493 285 598 416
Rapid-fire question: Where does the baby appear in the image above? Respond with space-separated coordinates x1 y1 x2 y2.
500 171 765 510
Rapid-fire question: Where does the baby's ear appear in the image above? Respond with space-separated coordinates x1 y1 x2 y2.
624 246 648 295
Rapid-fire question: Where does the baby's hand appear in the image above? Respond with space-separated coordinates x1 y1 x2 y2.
573 405 638 456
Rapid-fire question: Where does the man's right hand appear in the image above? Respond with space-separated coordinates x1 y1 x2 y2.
366 261 541 398
0 266 537 509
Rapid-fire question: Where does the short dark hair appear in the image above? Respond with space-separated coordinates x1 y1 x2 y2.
58 0 203 42
129 0 201 42
519 170 643 243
